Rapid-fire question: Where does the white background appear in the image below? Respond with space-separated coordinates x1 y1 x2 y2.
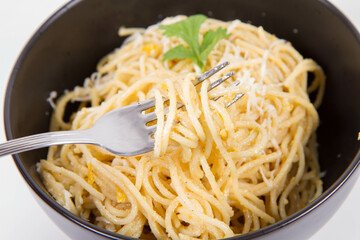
0 0 359 239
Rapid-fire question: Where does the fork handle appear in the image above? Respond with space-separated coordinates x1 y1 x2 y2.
0 130 93 157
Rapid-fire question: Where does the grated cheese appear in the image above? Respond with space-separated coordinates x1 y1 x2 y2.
46 91 57 109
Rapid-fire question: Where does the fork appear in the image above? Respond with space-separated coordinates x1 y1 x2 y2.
0 62 243 157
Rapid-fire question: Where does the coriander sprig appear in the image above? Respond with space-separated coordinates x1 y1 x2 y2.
160 15 230 71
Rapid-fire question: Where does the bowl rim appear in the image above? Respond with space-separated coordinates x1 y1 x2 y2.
4 0 360 239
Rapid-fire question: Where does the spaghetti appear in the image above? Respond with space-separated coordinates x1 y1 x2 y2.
37 16 325 239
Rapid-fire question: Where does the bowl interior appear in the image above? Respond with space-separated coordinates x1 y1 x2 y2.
5 0 360 238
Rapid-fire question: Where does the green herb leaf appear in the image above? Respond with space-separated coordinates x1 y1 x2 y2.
160 14 230 71
163 45 195 61
199 28 230 69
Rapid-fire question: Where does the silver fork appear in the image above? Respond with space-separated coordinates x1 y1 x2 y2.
0 62 243 157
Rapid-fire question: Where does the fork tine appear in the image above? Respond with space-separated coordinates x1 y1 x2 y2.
227 80 240 88
137 98 156 111
143 111 158 123
225 93 245 108
212 80 240 101
210 78 245 107
192 61 229 86
208 71 235 91
146 125 157 135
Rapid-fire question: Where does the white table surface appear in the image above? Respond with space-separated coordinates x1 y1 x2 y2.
0 0 359 239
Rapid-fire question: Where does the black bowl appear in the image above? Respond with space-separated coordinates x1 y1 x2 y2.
4 0 360 239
